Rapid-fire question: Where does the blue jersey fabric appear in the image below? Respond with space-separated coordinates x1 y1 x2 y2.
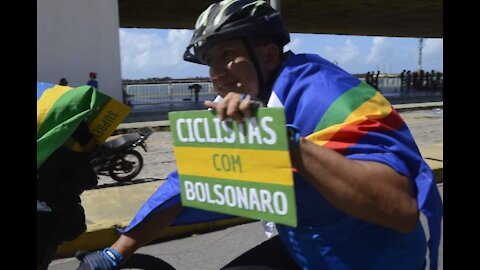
275 174 427 270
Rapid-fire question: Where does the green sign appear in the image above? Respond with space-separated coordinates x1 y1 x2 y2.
169 108 297 227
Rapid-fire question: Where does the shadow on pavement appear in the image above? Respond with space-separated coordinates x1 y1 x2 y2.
122 253 175 270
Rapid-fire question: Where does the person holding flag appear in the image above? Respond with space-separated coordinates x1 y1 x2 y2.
37 82 130 270
76 1 442 269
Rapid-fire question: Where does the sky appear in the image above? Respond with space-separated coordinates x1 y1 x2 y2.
119 28 443 80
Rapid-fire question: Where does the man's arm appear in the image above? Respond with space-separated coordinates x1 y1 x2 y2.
112 203 183 260
290 138 419 233
205 92 419 232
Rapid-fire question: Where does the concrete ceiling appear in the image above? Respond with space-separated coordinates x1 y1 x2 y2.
118 0 443 38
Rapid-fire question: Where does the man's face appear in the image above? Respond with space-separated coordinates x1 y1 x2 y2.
205 39 260 98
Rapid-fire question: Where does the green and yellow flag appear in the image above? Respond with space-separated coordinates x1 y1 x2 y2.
37 82 130 168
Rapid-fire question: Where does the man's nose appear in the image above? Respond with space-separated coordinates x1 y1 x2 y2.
209 59 227 80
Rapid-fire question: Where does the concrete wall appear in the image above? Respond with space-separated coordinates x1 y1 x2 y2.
37 0 123 102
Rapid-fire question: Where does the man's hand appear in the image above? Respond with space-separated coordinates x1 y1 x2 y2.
204 93 262 122
75 248 123 270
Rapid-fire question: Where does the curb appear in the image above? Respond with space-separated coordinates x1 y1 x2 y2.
393 101 443 112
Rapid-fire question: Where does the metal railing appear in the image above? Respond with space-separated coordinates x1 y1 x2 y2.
124 75 443 106
124 82 217 106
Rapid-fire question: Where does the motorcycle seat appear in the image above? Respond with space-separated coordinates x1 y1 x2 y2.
137 127 154 137
102 133 141 150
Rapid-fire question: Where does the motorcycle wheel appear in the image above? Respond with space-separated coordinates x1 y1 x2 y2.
108 149 143 182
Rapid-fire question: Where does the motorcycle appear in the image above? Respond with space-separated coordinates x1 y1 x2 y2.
90 127 154 182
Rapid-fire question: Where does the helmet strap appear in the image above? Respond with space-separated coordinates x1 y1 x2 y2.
241 38 272 104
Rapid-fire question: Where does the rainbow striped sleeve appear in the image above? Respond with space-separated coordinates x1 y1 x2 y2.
309 83 404 148
303 80 418 177
37 82 130 168
271 53 416 175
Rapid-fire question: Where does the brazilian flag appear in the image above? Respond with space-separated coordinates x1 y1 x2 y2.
37 82 131 169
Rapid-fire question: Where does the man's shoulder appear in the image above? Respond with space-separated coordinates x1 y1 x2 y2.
282 52 349 77
287 51 331 67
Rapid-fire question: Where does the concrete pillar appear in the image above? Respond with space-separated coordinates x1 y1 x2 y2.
37 0 123 102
